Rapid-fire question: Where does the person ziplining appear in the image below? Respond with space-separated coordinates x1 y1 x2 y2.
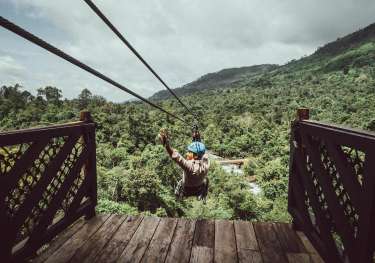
159 128 210 202
1 6 209 202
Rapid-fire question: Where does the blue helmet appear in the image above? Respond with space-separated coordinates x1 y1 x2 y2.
187 142 206 156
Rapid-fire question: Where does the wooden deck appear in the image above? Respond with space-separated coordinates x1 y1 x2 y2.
32 214 324 263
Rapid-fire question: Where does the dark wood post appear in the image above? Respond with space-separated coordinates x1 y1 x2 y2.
290 108 309 231
357 149 375 262
80 111 92 122
80 111 97 219
297 108 309 121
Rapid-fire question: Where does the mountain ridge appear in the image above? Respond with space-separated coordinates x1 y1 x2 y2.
150 64 278 100
150 21 375 100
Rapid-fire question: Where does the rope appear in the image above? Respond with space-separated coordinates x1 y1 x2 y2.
0 16 188 124
83 0 193 115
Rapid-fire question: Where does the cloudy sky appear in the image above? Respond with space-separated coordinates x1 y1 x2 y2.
1 0 375 102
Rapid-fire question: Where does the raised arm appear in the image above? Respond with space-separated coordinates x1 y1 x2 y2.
159 130 193 173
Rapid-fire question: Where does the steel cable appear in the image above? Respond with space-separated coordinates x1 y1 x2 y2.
83 0 193 115
0 16 188 124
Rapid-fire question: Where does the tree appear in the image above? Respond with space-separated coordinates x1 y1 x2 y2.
78 88 92 109
37 86 62 106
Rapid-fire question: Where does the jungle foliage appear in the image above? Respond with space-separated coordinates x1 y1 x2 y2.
1 25 375 222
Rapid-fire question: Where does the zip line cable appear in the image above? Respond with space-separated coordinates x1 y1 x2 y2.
0 16 188 124
83 0 193 115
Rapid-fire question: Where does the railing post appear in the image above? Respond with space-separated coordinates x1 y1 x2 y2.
290 108 310 231
297 108 309 121
80 110 92 122
357 148 375 262
80 111 97 219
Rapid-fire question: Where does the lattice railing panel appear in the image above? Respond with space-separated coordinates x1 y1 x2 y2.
0 116 96 262
289 119 375 263
320 144 359 236
14 136 87 243
341 147 365 187
0 143 31 177
5 137 67 218
305 153 333 227
61 168 86 213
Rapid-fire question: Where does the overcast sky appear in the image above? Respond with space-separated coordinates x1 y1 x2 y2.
1 0 375 102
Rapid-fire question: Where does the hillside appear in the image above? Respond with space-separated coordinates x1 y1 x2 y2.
315 22 375 56
150 64 278 100
151 22 375 100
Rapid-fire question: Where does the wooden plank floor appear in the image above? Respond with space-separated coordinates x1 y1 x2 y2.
32 214 324 263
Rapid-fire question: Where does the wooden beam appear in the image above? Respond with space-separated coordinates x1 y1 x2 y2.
80 111 92 122
33 218 87 263
44 215 110 263
141 218 178 263
217 159 247 165
214 220 237 263
253 222 287 263
94 216 143 263
69 215 125 262
234 220 262 263
118 216 160 263
165 219 195 263
190 219 215 263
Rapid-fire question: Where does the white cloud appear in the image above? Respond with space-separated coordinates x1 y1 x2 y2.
1 0 375 101
0 55 26 84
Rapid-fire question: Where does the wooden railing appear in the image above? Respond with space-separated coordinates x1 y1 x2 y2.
288 109 375 263
0 111 97 262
